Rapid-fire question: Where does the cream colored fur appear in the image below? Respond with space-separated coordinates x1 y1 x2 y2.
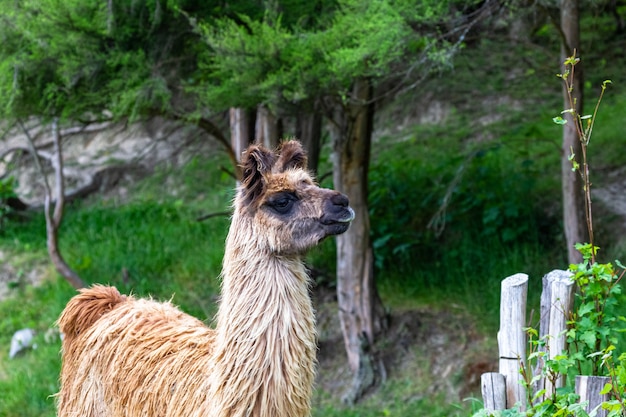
57 140 354 417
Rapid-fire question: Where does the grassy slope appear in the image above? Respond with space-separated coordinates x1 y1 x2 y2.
1 14 625 417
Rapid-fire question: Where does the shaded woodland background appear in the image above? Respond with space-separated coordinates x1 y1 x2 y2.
1 0 626 416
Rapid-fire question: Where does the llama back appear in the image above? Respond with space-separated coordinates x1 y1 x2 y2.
57 286 215 417
57 285 127 344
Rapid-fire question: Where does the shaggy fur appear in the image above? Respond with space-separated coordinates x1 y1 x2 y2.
57 140 355 417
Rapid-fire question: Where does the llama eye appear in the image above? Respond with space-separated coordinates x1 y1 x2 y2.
266 193 296 214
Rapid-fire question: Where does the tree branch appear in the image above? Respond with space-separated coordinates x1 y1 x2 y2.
20 119 86 289
51 118 65 226
0 146 53 165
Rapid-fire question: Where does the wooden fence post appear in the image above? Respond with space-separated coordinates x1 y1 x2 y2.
547 271 575 392
576 376 610 417
481 372 507 412
497 273 529 410
534 270 574 399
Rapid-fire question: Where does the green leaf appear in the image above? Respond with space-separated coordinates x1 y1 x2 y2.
553 116 567 125
525 327 538 337
580 330 597 349
578 302 595 316
600 382 613 395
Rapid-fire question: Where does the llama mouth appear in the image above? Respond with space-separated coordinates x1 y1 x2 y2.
320 207 355 237
321 207 355 225
339 207 355 223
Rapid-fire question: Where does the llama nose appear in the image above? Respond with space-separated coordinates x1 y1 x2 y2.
331 192 349 207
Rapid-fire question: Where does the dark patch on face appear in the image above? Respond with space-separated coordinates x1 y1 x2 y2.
264 191 299 216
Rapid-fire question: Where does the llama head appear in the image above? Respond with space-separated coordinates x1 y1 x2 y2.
234 140 354 255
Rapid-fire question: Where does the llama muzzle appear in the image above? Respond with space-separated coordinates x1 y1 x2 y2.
320 192 355 235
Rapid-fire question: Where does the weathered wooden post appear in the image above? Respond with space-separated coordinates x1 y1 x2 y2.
533 270 575 400
548 271 575 393
498 273 529 410
481 372 507 412
576 376 610 417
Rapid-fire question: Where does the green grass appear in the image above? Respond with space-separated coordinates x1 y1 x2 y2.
60 201 228 317
314 390 482 417
0 279 74 417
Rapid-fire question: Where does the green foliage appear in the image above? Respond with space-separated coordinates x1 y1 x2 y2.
0 158 234 318
62 203 228 318
0 0 215 123
0 177 18 227
568 243 625 375
197 0 464 112
368 131 557 271
367 129 560 328
323 0 413 80
197 15 295 109
450 146 545 244
0 0 108 119
368 145 437 270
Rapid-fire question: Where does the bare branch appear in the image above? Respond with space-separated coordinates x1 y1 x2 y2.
19 119 52 197
0 146 50 163
427 151 477 237
20 118 86 289
51 118 65 227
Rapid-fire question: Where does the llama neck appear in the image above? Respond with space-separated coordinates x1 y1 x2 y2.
208 218 316 417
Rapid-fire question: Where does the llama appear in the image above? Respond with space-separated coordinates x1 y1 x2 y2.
56 140 355 417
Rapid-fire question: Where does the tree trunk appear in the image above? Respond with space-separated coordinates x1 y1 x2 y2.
254 105 280 149
560 0 586 264
332 77 386 403
296 106 322 176
229 107 255 173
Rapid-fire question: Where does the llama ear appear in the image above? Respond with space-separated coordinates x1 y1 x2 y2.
275 140 308 172
240 145 277 206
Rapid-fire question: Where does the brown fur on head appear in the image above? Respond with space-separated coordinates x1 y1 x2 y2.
240 140 307 210
234 140 354 255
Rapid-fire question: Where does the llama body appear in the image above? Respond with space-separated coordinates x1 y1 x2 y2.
58 289 213 416
57 140 354 417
